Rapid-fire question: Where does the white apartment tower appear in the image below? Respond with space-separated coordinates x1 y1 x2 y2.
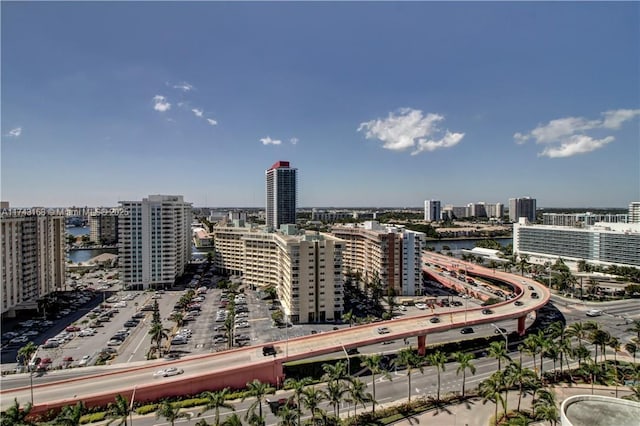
1 203 66 317
630 202 640 223
424 200 441 222
509 197 537 222
266 161 297 230
119 195 192 290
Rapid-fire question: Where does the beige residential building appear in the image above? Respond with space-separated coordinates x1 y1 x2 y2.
89 210 119 245
212 222 344 323
331 221 425 296
1 204 66 317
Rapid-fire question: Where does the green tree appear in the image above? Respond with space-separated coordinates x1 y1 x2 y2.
302 386 326 423
425 350 447 401
346 378 372 419
361 354 391 414
283 377 311 426
625 341 638 364
243 379 273 425
148 322 169 357
341 310 355 327
106 394 130 426
221 413 243 426
517 254 530 276
321 360 350 387
1 398 35 426
395 348 423 403
479 372 505 426
325 380 347 419
56 401 86 426
453 351 476 397
200 388 236 426
627 320 640 341
488 340 511 372
156 401 189 426
533 389 559 425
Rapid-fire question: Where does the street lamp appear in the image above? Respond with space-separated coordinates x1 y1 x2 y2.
340 343 351 416
129 386 137 426
491 323 508 351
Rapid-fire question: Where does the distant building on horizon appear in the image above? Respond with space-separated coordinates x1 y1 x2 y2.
119 195 192 290
509 197 537 222
266 161 297 230
424 200 441 222
89 210 119 245
630 202 640 223
1 202 66 317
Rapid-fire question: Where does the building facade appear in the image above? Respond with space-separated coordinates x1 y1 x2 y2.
119 195 192 290
212 223 344 323
424 200 441 222
513 218 640 269
1 205 66 317
331 221 426 296
629 202 640 223
543 212 629 227
266 161 297 230
89 211 119 245
509 197 537 222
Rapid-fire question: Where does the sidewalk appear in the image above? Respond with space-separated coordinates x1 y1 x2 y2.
391 384 634 426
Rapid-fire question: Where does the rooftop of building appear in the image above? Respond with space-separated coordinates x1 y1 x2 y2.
561 395 640 426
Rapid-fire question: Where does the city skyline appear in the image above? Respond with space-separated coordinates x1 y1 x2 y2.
2 2 639 208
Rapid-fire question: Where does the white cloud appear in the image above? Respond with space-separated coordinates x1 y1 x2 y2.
290 137 299 145
539 135 615 158
172 82 194 92
206 118 218 126
192 108 203 117
357 108 463 155
6 127 22 137
260 136 282 146
515 108 640 158
153 95 171 112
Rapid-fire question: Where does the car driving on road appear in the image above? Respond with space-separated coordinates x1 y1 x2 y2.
153 367 184 378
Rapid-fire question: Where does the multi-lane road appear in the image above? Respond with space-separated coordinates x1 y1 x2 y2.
0 256 553 414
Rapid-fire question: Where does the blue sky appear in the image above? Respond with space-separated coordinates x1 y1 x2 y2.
2 1 639 208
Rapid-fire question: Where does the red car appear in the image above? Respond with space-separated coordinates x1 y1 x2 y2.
65 326 81 332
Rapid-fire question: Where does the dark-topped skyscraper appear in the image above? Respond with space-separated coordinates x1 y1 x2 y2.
266 161 297 230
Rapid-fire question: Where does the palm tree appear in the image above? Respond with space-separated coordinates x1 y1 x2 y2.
517 254 529 276
425 350 447 402
275 403 297 426
360 353 391 414
322 360 350 387
17 342 38 370
107 394 130 426
488 340 511 372
341 310 355 327
221 413 243 426
479 372 505 426
1 398 34 426
170 312 185 329
283 377 311 426
608 336 621 397
200 388 236 426
395 348 423 402
572 344 592 370
346 378 372 419
533 389 559 425
302 386 326 423
453 351 476 397
590 329 611 365
243 379 273 425
534 331 552 382
627 320 640 341
156 401 189 426
506 361 537 412
325 380 347 419
148 322 169 356
56 401 86 426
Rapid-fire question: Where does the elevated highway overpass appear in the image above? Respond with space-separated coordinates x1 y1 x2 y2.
0 256 550 415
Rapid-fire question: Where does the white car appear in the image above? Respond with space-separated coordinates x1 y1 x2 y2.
415 303 427 310
586 309 603 317
153 367 184 378
78 355 91 366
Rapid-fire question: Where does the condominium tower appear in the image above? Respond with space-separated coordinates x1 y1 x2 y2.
424 200 441 222
266 161 297 230
630 202 640 223
509 197 537 222
212 222 344 323
331 221 426 296
89 210 119 245
1 203 66 317
119 195 192 290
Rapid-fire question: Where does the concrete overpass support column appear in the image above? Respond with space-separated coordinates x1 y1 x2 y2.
517 315 526 336
273 359 285 388
417 335 427 356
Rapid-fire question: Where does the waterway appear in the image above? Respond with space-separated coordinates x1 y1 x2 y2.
66 226 90 237
425 237 512 252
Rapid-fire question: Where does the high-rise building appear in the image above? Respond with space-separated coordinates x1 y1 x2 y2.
89 210 119 245
266 161 297 230
424 200 441 222
629 202 640 223
509 197 537 222
119 195 192 290
1 203 66 317
513 218 640 269
331 221 426 296
212 223 344 323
